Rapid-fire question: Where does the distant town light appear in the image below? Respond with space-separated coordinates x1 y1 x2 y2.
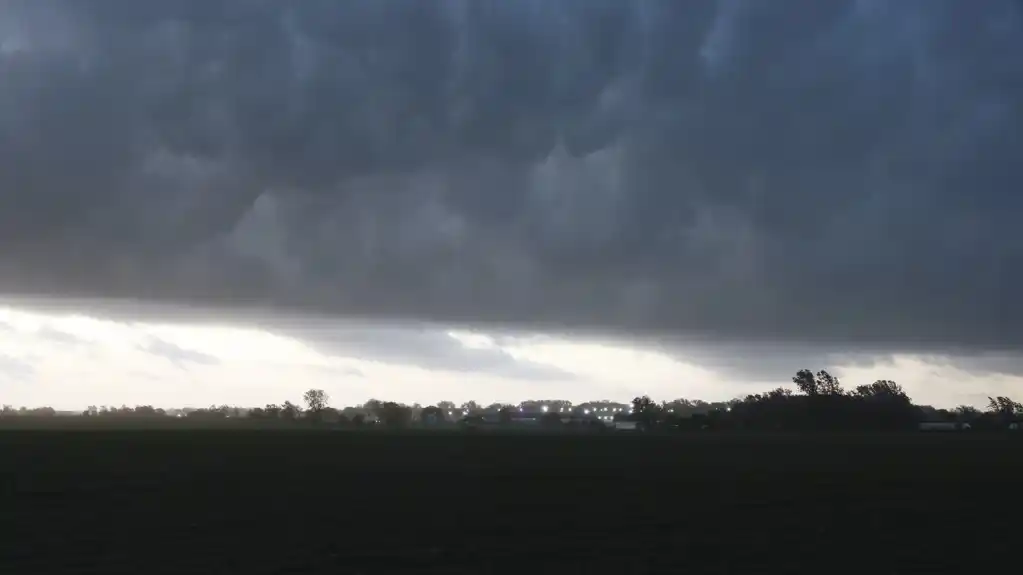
541 405 549 413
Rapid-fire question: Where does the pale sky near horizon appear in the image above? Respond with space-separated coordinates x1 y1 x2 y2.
0 303 1014 412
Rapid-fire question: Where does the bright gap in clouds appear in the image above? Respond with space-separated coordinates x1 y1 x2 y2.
0 306 1017 411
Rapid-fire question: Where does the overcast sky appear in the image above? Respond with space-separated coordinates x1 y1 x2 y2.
1 1 1021 409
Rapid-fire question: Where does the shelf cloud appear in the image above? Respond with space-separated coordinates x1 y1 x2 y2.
1 0 1021 353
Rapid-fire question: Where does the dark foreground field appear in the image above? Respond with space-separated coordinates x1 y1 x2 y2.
2 431 1021 574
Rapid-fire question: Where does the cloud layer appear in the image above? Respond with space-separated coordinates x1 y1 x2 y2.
2 0 1022 351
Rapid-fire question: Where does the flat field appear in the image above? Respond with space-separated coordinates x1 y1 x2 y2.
2 430 1020 573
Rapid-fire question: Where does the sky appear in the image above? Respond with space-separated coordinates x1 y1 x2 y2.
1 300 1019 410
0 0 1022 410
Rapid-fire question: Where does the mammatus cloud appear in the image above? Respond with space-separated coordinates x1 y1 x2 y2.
1 1 1022 352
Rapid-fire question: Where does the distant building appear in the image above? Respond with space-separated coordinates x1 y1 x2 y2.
574 402 630 425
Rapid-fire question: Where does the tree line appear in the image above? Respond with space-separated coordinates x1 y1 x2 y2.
630 370 1021 432
2 369 1020 431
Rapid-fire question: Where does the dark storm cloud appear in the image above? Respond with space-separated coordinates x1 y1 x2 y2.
2 0 1023 351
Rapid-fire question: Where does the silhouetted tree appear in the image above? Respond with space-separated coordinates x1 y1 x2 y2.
281 401 302 422
954 405 981 421
258 404 283 419
498 407 514 425
420 406 444 425
849 380 915 430
792 369 818 396
631 396 662 428
789 369 852 430
373 402 412 428
987 396 1022 426
540 412 562 427
987 396 1022 415
186 405 232 420
303 389 329 412
815 370 844 396
437 401 457 418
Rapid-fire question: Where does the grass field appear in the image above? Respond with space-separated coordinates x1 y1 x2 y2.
2 430 1020 573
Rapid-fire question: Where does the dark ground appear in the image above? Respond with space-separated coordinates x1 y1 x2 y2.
2 430 1021 574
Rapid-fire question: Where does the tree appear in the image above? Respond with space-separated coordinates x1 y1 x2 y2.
540 412 562 427
987 396 1022 424
631 396 662 427
420 406 444 425
850 380 915 430
953 405 981 422
373 402 412 428
632 395 657 414
281 401 302 422
854 380 907 401
303 389 329 413
792 369 818 396
792 369 843 397
815 370 844 396
498 407 514 425
260 404 283 419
